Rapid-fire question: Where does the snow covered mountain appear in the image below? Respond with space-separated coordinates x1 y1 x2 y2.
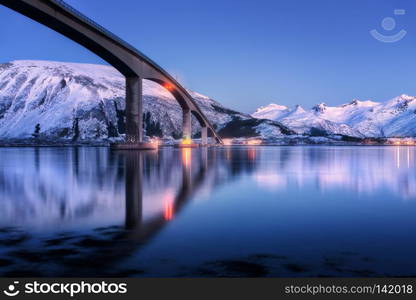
253 95 416 138
0 60 291 142
4 60 414 142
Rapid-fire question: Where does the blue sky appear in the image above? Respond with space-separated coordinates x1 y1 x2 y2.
1 0 416 113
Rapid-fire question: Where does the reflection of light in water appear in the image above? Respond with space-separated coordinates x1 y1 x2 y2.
247 147 256 161
254 172 286 190
182 148 192 167
408 147 410 168
226 147 232 161
163 190 175 221
396 147 400 169
393 146 412 169
3 145 416 232
163 199 173 221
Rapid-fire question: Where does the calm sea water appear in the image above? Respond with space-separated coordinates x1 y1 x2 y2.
0 146 415 277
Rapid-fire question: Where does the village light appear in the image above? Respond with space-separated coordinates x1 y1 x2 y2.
181 138 192 145
246 139 262 145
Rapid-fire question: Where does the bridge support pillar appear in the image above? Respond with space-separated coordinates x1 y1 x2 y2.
201 126 208 146
182 109 192 141
126 76 143 143
112 76 156 150
175 108 199 148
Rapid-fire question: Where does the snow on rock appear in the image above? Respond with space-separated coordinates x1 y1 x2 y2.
0 60 289 142
254 103 362 137
8 60 415 142
252 103 289 120
253 95 416 138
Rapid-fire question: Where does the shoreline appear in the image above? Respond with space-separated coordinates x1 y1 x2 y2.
1 143 415 148
1 136 416 148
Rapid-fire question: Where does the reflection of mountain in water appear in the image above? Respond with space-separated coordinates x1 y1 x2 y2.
0 147 243 230
0 148 125 229
0 146 415 277
0 146 415 231
0 146 259 276
252 146 416 199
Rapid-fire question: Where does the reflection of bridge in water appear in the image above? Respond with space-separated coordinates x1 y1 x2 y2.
54 148 221 276
0 0 222 148
124 148 209 236
1 146 416 276
0 146 240 276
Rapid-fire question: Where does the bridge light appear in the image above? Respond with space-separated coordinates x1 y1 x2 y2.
182 138 192 145
164 83 174 91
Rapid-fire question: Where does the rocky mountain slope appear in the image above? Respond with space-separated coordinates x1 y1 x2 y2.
0 60 291 142
3 60 414 143
253 95 416 138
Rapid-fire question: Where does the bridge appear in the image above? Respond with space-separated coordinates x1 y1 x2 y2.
0 0 223 148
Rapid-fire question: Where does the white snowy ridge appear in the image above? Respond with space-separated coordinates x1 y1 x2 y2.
0 60 290 142
2 60 415 142
252 96 416 137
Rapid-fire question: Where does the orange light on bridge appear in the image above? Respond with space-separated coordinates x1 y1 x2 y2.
164 83 174 91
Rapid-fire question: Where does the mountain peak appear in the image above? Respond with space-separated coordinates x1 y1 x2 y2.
255 103 288 112
293 104 305 113
395 94 415 102
341 99 378 108
385 94 416 108
399 93 412 98
0 60 256 141
252 103 289 120
312 102 327 113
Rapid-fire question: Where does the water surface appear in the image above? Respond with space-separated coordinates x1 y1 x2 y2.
0 146 415 277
